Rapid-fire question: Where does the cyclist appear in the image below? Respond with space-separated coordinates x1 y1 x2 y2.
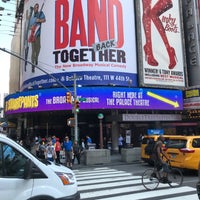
151 135 171 183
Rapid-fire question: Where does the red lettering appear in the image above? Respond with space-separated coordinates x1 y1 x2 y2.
108 0 124 48
70 0 87 47
88 0 107 46
55 0 124 49
55 0 69 49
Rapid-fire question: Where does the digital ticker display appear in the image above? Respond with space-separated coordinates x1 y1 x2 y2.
5 87 183 114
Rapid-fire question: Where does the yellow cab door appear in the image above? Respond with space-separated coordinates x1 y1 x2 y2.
164 136 200 170
163 136 187 169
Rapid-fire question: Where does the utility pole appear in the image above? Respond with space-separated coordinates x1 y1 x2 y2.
73 73 78 141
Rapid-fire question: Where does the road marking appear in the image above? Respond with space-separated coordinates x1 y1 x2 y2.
74 167 198 200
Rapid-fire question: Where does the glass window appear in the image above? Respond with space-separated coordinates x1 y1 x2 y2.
166 139 187 149
0 142 27 178
192 139 200 148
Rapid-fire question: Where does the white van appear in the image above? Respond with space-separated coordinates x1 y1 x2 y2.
0 133 80 200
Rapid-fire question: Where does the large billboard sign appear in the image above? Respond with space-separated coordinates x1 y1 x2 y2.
182 0 200 86
136 0 186 88
21 0 137 91
5 87 183 115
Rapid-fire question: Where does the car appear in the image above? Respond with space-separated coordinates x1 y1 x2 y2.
163 135 200 171
0 133 80 200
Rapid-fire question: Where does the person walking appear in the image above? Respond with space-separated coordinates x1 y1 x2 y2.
54 137 61 164
86 135 92 149
118 134 124 154
63 136 73 168
81 138 86 151
72 140 81 165
45 140 56 162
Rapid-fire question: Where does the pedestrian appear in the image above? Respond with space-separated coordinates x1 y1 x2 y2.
81 138 86 151
45 140 56 162
72 140 81 165
52 135 56 145
54 137 61 164
118 134 124 154
32 136 40 156
63 136 73 168
38 140 46 159
86 135 92 149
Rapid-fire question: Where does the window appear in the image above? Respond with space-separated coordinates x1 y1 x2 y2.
192 139 200 148
0 142 27 178
166 139 187 149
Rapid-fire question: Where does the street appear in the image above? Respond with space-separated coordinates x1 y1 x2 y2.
73 162 199 200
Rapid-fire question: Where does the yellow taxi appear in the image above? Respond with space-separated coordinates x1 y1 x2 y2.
141 134 174 165
163 135 200 171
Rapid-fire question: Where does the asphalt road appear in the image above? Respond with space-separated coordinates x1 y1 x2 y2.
107 162 199 188
73 161 199 200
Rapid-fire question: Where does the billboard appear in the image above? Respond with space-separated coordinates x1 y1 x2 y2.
21 0 137 91
4 87 183 115
183 87 200 109
136 0 186 88
182 0 200 86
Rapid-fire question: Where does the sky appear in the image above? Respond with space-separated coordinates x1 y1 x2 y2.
0 0 16 106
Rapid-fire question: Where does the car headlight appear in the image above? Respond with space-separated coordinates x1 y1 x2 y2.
55 172 75 185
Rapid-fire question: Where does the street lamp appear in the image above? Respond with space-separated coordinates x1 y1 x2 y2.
98 113 104 149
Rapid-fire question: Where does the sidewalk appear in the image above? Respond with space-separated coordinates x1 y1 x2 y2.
72 152 142 169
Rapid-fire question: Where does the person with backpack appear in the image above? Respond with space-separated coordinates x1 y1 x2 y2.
151 135 171 183
144 137 155 156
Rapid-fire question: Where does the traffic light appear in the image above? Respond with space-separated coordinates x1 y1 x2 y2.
75 100 80 112
66 92 72 104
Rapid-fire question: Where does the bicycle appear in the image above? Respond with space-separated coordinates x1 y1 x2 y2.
141 159 183 190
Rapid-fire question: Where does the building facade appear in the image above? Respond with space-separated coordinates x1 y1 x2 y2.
4 0 199 150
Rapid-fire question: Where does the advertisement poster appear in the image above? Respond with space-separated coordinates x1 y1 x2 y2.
138 0 185 88
21 0 137 91
4 87 183 114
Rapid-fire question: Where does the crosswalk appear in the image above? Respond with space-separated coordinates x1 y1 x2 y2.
73 167 198 200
